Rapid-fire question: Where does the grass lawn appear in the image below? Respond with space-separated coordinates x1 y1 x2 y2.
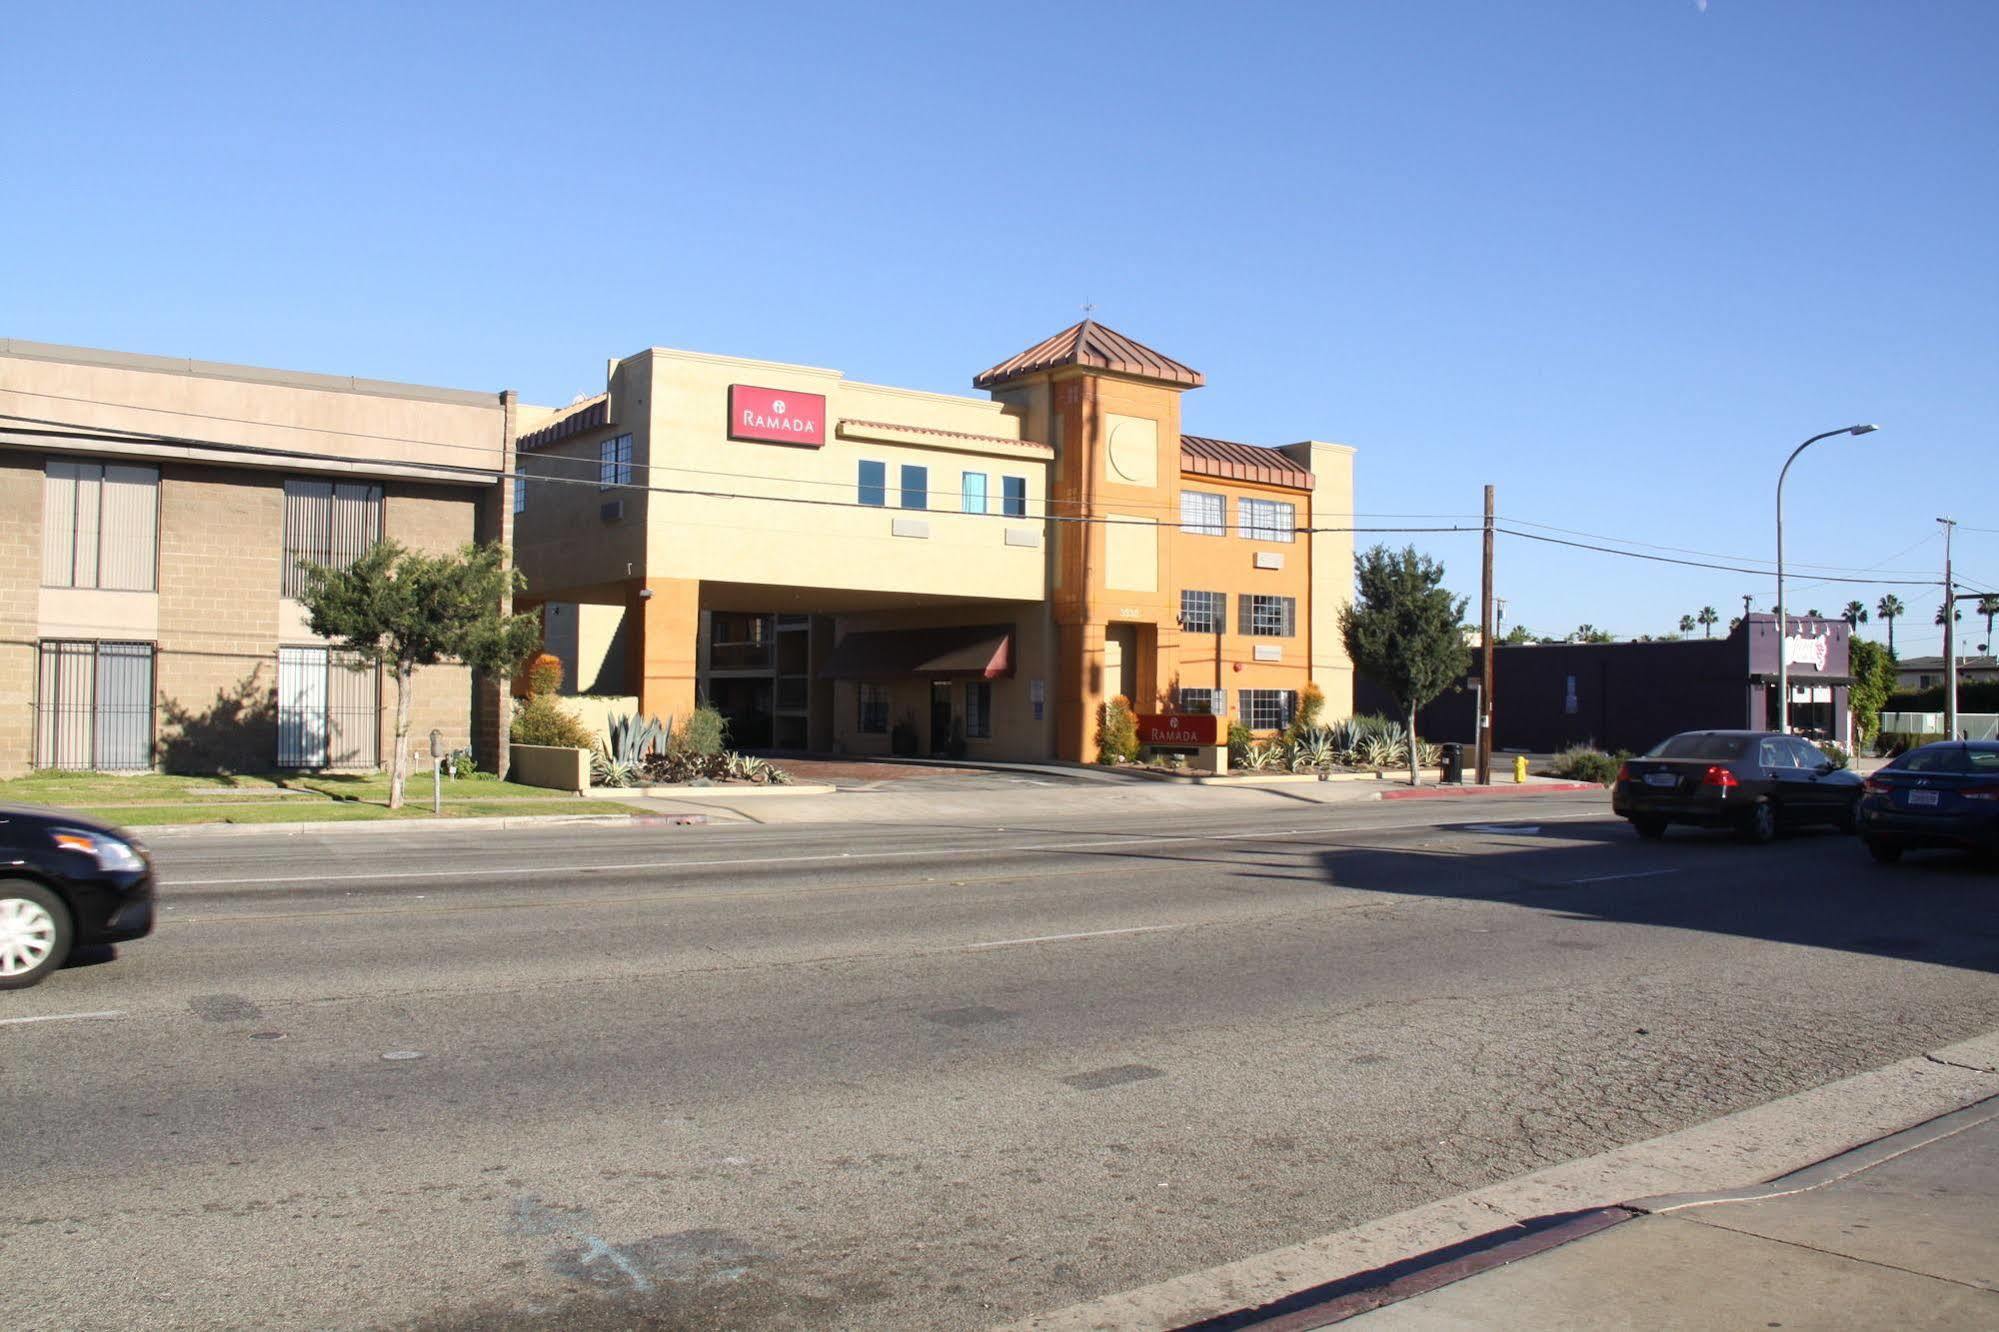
0 770 644 827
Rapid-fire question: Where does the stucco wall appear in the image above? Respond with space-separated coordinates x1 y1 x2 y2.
0 455 39 776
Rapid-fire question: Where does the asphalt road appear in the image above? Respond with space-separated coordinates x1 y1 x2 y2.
5 793 1999 1330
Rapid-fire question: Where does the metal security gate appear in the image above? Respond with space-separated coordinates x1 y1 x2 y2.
277 647 379 769
35 640 155 770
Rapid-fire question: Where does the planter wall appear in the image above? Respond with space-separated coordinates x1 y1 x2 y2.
510 743 591 794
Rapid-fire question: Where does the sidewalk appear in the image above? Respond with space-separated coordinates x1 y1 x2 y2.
1212 1096 1999 1330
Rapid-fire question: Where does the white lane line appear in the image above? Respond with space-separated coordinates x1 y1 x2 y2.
161 811 1612 888
0 1010 124 1027
962 924 1187 951
1567 868 1682 885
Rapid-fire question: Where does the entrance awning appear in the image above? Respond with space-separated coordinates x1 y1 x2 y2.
819 624 1015 680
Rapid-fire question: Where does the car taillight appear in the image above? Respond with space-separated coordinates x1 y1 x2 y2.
1615 762 1631 783
1702 765 1739 788
1863 776 1890 794
1963 784 1999 803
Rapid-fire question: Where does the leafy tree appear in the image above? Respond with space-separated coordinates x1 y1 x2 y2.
1876 594 1904 653
1678 615 1696 635
1340 546 1470 786
1501 624 1537 646
299 540 543 809
1698 606 1719 638
1848 637 1897 750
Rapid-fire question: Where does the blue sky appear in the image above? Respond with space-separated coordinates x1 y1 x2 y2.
6 1 1995 654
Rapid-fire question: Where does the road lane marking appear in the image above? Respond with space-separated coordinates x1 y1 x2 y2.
161 811 1612 889
0 1010 124 1027
963 924 1188 950
1566 869 1683 885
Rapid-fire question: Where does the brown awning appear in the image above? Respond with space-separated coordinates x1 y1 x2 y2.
819 624 1015 680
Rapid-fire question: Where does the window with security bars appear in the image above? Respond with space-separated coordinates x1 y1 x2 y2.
598 434 633 490
1175 687 1224 716
965 681 992 738
1180 589 1225 634
1239 689 1296 731
42 459 158 591
282 479 382 597
277 646 380 769
1239 497 1296 544
512 466 528 514
36 641 155 770
1240 594 1297 637
1180 490 1224 536
858 682 890 734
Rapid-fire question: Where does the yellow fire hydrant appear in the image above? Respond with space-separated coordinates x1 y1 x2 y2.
1514 754 1529 784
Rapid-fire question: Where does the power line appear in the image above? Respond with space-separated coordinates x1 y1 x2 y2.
1496 527 1941 586
1502 515 1936 579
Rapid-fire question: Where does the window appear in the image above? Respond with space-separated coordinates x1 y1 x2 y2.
512 467 528 514
1180 589 1226 635
598 433 633 490
858 459 887 507
282 479 383 597
709 613 774 670
1240 594 1297 637
900 464 928 510
1002 475 1028 518
1240 497 1296 544
858 682 890 734
1650 734 1750 759
1180 490 1224 536
277 646 380 769
1239 689 1296 731
42 459 158 591
965 681 992 738
1176 687 1223 715
35 640 154 770
962 472 988 515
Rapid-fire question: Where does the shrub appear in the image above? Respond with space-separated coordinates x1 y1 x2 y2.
1096 695 1140 764
1240 740 1284 771
1227 721 1255 764
511 694 594 749
594 712 672 786
1819 741 1851 770
674 704 728 757
1283 682 1326 747
1552 743 1627 785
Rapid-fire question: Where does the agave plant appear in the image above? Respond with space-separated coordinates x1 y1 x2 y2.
1292 730 1336 771
1360 733 1408 770
1329 719 1366 765
594 711 672 787
1415 740 1441 769
1239 740 1284 772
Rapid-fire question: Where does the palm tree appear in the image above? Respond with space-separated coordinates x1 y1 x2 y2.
1698 606 1719 638
1936 601 1961 628
1877 594 1904 653
1679 614 1696 635
1979 595 1999 655
1842 600 1868 630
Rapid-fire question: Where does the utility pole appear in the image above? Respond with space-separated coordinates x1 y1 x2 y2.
1478 485 1495 784
1742 594 1753 623
1942 516 1958 740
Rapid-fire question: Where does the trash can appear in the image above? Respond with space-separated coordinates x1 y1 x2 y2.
1438 742 1464 784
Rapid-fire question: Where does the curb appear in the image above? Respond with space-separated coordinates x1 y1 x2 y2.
1378 781 1601 800
1001 1029 1999 1332
582 783 836 800
133 812 702 842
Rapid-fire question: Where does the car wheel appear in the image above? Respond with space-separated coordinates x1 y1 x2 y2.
1865 838 1903 865
1631 816 1668 840
1739 800 1778 845
0 879 73 990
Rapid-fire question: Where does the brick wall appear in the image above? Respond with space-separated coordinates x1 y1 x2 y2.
155 465 284 772
0 456 40 777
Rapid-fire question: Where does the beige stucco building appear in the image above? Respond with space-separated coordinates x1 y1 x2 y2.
513 322 1358 763
0 339 516 778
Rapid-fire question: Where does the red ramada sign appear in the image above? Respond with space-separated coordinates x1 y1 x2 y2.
1137 713 1224 747
729 385 826 447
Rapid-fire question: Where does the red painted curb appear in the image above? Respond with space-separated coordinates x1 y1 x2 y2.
1379 782 1602 800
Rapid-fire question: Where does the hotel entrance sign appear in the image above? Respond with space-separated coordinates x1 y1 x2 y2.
1137 713 1224 747
729 385 826 447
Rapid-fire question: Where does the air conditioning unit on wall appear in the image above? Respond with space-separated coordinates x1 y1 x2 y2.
599 500 624 522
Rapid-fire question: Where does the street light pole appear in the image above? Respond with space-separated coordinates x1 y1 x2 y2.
1942 517 1957 740
1776 424 1878 734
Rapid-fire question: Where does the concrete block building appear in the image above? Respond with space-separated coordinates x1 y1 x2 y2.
512 322 1358 762
0 340 516 778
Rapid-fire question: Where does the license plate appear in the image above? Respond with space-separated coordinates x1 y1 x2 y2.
1908 789 1940 807
1644 773 1677 788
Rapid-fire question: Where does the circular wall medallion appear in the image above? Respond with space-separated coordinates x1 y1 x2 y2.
1107 421 1153 483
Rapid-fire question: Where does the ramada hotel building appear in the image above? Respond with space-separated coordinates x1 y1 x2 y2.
0 321 1355 775
513 321 1356 764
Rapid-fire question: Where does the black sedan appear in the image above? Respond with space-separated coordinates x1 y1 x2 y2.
0 805 155 989
1612 730 1863 843
1856 740 1999 864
